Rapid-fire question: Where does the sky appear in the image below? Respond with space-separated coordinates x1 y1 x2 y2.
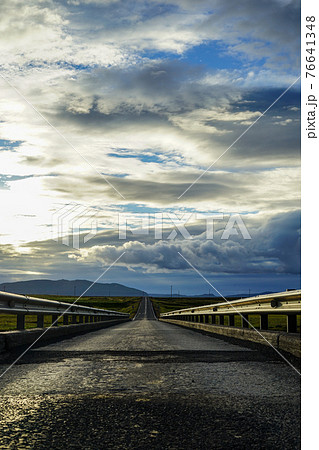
0 0 300 295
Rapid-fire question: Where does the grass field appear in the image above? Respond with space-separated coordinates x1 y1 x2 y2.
0 296 141 332
151 297 228 316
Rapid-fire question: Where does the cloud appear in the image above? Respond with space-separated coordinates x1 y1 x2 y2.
0 0 300 289
0 0 300 71
72 210 300 275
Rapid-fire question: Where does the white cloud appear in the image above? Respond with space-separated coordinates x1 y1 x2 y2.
0 0 300 285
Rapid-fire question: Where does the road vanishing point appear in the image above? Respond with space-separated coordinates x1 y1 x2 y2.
0 298 300 449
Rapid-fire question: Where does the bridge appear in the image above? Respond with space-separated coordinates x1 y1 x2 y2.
0 295 300 449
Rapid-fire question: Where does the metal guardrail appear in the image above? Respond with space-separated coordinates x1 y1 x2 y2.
0 291 130 330
160 290 301 333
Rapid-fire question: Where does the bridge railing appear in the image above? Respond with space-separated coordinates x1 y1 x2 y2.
0 291 130 331
160 290 301 333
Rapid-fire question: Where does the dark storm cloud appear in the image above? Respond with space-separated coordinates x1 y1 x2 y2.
76 210 300 275
0 210 299 278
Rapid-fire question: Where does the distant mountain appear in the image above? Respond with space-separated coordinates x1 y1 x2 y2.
0 279 146 297
231 291 275 298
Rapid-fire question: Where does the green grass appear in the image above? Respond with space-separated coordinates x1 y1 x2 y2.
31 294 141 317
0 314 65 332
0 296 141 332
151 297 228 317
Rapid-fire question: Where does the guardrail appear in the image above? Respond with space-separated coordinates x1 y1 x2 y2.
0 291 130 330
160 290 301 333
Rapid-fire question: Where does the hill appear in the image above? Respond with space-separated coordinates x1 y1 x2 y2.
0 279 145 297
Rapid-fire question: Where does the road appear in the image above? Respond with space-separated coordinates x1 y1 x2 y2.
0 298 300 449
133 295 157 320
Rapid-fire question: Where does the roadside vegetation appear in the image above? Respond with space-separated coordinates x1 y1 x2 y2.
151 297 226 316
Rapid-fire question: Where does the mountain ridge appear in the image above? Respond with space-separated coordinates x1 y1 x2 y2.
0 279 146 297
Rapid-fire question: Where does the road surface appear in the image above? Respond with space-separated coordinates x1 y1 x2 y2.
0 298 300 449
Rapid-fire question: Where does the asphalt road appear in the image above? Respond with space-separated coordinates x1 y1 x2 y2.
0 298 300 449
133 296 157 320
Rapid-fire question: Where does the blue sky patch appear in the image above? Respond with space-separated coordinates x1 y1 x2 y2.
109 152 164 163
0 139 23 152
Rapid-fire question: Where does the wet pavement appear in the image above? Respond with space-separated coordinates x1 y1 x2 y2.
0 298 300 449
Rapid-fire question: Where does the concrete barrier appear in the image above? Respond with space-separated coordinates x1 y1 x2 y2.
160 319 300 358
278 333 301 358
0 318 130 353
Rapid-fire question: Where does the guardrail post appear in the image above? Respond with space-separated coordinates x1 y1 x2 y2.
72 315 77 324
79 315 84 323
17 314 25 330
85 316 89 323
229 315 234 326
287 314 297 333
211 315 216 325
219 315 224 325
241 314 249 328
260 314 268 330
52 314 59 326
37 315 44 328
63 315 69 325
